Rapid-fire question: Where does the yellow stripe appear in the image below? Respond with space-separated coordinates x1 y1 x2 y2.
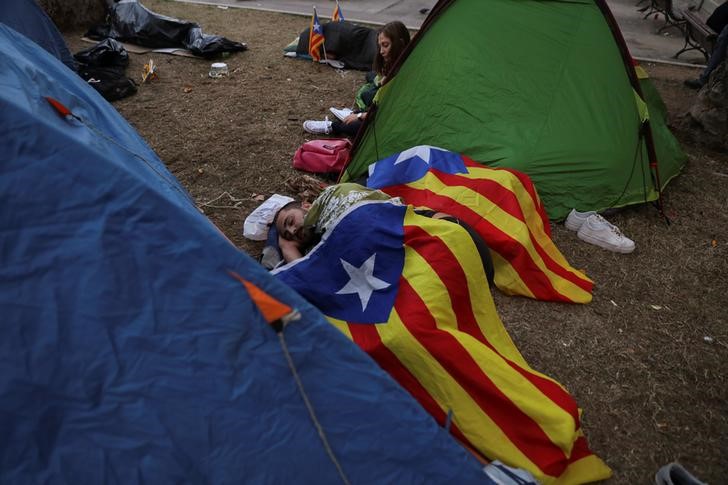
463 167 593 288
402 224 579 456
327 316 353 340
406 173 592 303
379 306 539 473
549 454 612 485
405 210 530 365
464 166 553 247
437 172 590 301
420 214 569 392
490 250 536 300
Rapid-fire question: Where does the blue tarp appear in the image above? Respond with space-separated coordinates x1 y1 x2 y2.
0 24 489 483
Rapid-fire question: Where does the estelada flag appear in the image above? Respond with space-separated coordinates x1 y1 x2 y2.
366 145 594 304
308 7 325 62
332 0 345 22
274 201 611 483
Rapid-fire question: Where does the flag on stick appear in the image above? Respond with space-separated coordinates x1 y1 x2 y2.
332 1 345 22
308 7 325 62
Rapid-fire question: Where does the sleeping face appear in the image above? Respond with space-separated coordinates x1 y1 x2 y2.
275 205 311 244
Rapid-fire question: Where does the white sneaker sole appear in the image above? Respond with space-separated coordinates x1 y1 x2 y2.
577 230 635 254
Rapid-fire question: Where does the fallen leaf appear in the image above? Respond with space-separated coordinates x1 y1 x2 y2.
197 168 204 174
650 305 662 310
254 194 265 202
711 239 717 247
183 86 193 93
610 300 618 307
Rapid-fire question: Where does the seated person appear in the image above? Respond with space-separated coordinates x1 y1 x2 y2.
302 21 411 137
273 182 495 286
684 1 728 89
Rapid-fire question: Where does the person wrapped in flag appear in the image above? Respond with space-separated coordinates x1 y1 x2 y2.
308 7 325 62
272 198 611 484
273 182 495 286
365 146 594 304
274 145 590 303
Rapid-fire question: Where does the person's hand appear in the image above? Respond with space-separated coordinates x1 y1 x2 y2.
278 236 304 262
343 112 366 124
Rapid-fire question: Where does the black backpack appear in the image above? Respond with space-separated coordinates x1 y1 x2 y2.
74 38 137 102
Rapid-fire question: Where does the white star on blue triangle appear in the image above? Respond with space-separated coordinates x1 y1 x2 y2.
367 145 468 189
393 145 449 165
273 203 405 323
336 254 391 311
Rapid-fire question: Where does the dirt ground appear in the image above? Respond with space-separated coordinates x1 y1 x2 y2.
64 2 727 483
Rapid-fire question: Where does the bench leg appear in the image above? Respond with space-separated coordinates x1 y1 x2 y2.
657 21 684 34
673 45 699 58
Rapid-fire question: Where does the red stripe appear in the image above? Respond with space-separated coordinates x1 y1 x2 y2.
347 320 482 459
568 435 595 464
388 184 589 301
309 30 324 60
462 156 551 237
393 276 568 477
405 224 580 420
428 170 590 292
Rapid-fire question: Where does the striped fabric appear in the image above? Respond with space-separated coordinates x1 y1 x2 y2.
274 202 610 484
308 8 325 62
332 1 345 22
367 146 593 303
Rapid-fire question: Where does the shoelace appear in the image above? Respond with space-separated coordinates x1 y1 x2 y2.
593 214 625 237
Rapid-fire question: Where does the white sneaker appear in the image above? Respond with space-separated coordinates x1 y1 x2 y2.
577 214 635 253
329 107 353 121
303 116 332 135
565 209 597 231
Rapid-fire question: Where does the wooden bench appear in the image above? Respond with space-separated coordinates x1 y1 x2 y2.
674 9 717 61
639 0 686 33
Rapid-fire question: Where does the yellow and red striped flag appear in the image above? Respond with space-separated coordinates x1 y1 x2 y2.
308 7 325 62
274 201 611 483
332 0 345 22
366 145 594 303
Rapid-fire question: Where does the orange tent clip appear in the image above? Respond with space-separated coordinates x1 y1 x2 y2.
229 271 297 332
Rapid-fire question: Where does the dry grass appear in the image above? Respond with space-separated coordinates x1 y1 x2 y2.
62 2 728 482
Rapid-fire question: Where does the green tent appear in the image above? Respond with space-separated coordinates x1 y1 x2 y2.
342 0 686 220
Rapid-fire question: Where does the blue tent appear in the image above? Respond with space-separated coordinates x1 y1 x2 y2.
0 0 76 70
0 24 489 483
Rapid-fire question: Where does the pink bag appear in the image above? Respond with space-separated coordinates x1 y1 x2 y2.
293 138 352 174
